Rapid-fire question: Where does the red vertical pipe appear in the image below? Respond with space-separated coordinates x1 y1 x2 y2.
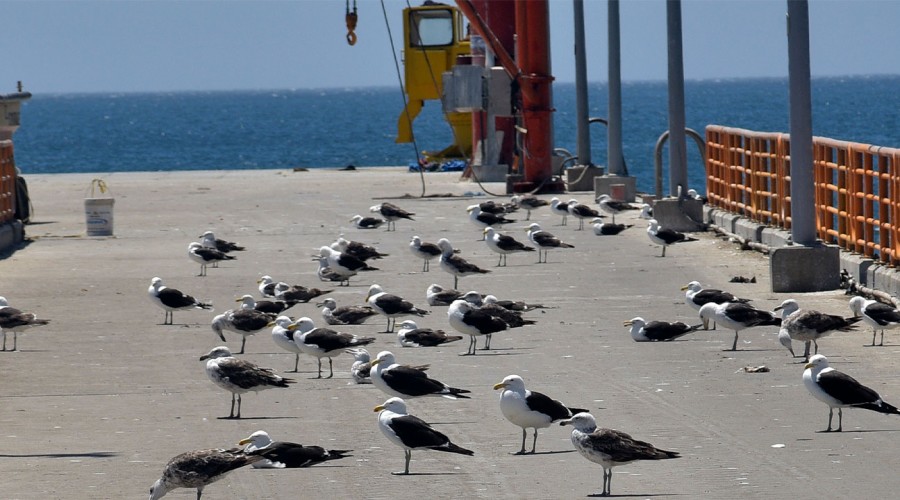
515 0 557 191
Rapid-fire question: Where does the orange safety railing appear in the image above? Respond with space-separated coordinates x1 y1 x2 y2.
0 140 15 225
706 125 900 266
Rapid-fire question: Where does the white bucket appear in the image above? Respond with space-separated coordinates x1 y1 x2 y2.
85 179 114 236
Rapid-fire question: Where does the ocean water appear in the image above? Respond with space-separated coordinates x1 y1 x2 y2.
12 75 900 194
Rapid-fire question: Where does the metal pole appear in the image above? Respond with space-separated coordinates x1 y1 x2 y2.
573 0 591 167
666 0 688 196
787 0 816 246
607 0 624 175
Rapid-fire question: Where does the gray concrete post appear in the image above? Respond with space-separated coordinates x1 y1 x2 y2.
573 0 592 167
787 0 816 246
666 0 688 196
607 0 624 176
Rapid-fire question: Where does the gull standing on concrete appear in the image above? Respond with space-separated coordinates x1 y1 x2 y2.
237 293 297 315
293 317 376 378
374 397 474 475
199 346 295 419
447 299 509 355
315 246 378 286
560 412 680 497
549 197 572 226
210 308 273 354
698 302 781 351
848 295 900 346
409 235 442 272
467 204 516 237
646 219 697 257
566 200 601 230
775 299 861 360
595 194 638 224
366 284 430 333
147 277 212 325
188 242 234 276
525 223 574 264
437 238 490 289
270 315 303 372
483 227 534 266
148 447 262 500
493 375 587 454
0 297 50 352
370 202 415 231
510 194 548 220
803 354 900 432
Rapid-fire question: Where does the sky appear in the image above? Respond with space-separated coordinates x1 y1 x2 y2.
3 0 900 94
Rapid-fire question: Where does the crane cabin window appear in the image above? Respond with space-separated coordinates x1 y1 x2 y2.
409 9 454 48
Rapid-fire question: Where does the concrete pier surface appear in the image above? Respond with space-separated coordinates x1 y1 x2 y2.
2 168 898 499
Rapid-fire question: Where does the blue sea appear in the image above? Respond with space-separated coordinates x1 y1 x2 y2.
12 75 900 194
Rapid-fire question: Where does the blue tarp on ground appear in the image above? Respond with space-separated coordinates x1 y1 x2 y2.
408 160 467 172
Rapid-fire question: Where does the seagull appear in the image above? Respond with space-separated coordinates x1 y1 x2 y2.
257 275 279 297
560 412 680 497
370 350 471 399
188 242 234 276
525 223 574 263
426 283 464 306
464 292 536 329
347 347 373 384
0 297 50 352
148 447 263 500
293 317 376 378
848 295 900 346
485 296 547 313
374 397 474 475
365 284 430 333
447 299 509 355
698 302 781 351
467 205 516 236
687 188 708 203
483 227 534 266
147 277 212 325
595 194 638 224
349 214 386 229
270 315 303 372
493 375 588 454
549 197 572 225
273 283 332 304
409 236 443 272
210 308 274 354
199 230 245 253
317 297 379 326
623 317 701 342
238 430 352 469
682 280 751 329
646 219 698 257
803 354 900 432
397 319 463 347
639 203 654 220
199 346 295 419
315 246 378 286
437 238 490 289
237 293 298 315
591 219 633 236
478 199 517 215
331 236 388 261
566 200 601 230
775 299 861 360
370 201 415 231
509 194 548 220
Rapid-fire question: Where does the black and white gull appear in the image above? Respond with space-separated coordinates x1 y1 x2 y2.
347 347 373 384
315 246 378 286
148 277 212 325
374 397 474 475
331 236 388 261
317 297 379 325
509 194 548 220
590 218 633 236
0 297 50 351
682 280 751 329
447 299 509 355
698 302 780 351
148 447 262 500
646 219 698 257
293 317 376 378
257 275 278 297
848 295 900 346
370 201 415 231
483 227 534 266
273 282 332 304
188 242 234 276
370 350 470 399
560 412 680 497
467 204 516 236
493 375 588 454
199 230 245 253
349 214 386 229
238 430 352 469
199 346 295 419
365 284 429 333
549 197 572 225
437 238 490 289
270 315 303 372
595 194 638 224
624 317 701 342
426 283 464 306
397 319 463 347
525 223 574 263
237 293 297 315
409 236 443 272
566 200 601 230
803 354 900 432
